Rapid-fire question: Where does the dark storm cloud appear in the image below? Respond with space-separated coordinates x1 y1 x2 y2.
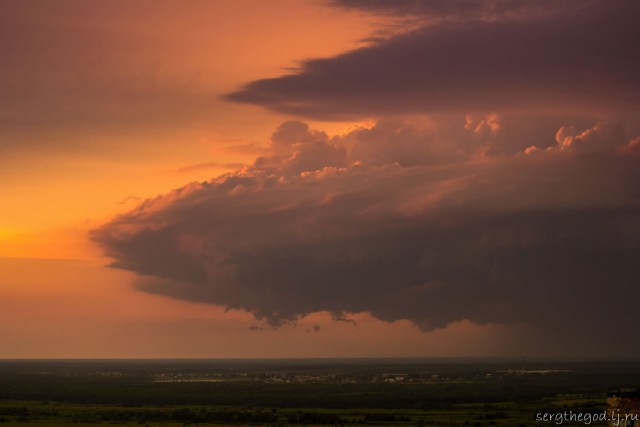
330 0 586 21
93 119 640 356
225 0 640 119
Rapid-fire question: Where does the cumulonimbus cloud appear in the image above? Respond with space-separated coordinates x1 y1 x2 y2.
225 0 640 119
92 117 640 355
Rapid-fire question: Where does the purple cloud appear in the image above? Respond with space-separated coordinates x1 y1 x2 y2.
225 0 640 119
93 118 640 356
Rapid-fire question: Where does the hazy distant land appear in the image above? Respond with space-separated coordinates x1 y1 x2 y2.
1 359 638 426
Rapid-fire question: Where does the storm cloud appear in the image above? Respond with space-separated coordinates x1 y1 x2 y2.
331 0 587 21
92 118 640 356
89 0 640 356
225 0 640 119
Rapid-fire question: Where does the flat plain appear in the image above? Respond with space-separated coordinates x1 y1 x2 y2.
1 359 638 426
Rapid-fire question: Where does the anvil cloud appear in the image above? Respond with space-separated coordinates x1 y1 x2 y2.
226 0 640 119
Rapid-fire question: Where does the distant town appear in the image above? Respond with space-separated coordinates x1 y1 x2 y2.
150 368 573 384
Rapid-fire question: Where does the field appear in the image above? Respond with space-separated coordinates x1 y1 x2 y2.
1 359 638 426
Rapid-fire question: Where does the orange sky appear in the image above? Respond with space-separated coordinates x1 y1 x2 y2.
0 0 499 358
1 0 375 237
0 257 513 358
2 0 639 359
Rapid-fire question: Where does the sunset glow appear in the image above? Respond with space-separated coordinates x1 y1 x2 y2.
1 0 639 359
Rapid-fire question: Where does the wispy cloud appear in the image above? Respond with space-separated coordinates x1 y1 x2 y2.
173 162 246 173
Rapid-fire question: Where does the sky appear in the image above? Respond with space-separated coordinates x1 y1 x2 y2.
1 0 639 359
